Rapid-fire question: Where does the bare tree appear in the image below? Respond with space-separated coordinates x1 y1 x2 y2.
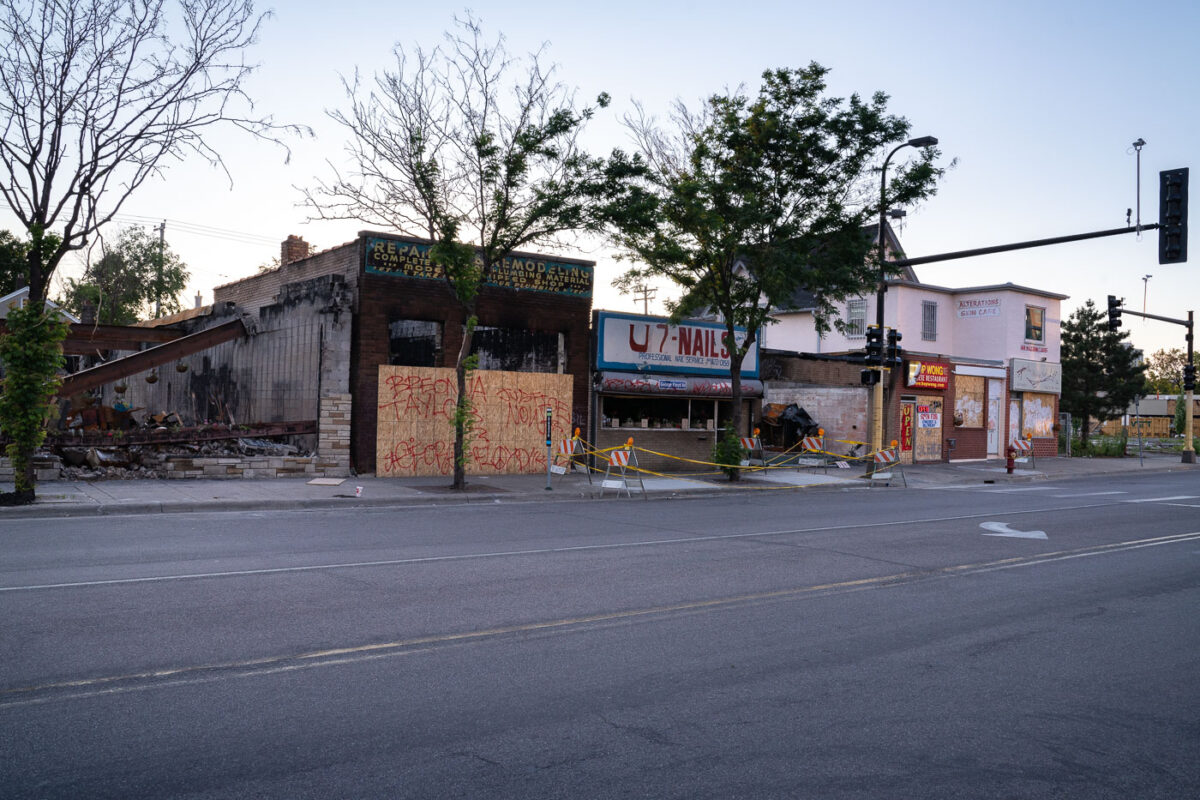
0 0 305 501
0 0 308 303
306 13 646 489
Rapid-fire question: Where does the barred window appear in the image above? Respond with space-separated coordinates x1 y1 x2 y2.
846 299 866 338
922 300 937 341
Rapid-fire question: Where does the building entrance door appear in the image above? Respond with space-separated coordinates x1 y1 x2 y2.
987 379 1003 456
914 395 944 462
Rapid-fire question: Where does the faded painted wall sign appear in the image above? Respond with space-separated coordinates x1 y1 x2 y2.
596 311 759 378
376 366 573 476
956 297 1001 318
1011 358 1062 393
364 237 593 298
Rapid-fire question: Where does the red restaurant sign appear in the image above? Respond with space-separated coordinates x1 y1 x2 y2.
906 360 950 390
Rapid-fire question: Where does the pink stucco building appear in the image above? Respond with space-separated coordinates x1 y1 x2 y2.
763 277 1067 463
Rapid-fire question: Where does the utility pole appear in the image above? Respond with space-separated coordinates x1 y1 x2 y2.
154 220 165 318
632 283 657 316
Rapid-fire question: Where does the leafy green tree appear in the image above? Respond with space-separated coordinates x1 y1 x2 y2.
611 65 944 477
1060 299 1147 447
307 14 647 489
59 227 189 324
0 303 68 498
0 230 62 297
1143 347 1192 395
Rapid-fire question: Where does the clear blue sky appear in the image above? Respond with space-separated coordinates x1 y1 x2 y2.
28 0 1200 357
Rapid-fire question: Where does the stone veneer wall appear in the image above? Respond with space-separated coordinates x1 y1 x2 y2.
316 393 352 475
163 455 334 479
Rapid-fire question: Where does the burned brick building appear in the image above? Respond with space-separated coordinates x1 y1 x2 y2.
128 232 594 475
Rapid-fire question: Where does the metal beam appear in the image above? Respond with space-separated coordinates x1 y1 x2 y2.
61 323 184 354
57 318 247 397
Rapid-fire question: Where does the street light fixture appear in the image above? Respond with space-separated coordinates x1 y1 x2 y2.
871 135 938 457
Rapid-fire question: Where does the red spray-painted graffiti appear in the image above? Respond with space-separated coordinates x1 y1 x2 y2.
377 367 573 476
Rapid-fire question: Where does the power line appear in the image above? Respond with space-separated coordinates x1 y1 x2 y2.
113 215 280 246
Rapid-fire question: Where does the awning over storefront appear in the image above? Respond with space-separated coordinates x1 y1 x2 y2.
597 371 764 398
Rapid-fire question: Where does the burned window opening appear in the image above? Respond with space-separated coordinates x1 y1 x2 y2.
389 320 443 367
470 326 561 373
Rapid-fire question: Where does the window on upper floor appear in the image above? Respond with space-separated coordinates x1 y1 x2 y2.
921 300 937 341
846 298 866 338
1025 305 1045 342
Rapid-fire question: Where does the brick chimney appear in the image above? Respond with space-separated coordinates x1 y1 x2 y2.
281 234 310 266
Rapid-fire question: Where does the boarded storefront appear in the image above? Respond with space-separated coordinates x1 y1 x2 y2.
376 367 573 477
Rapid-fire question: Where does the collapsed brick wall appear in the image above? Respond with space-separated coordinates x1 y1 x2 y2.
117 274 353 444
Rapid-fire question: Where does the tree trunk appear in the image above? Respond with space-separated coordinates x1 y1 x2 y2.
451 319 475 490
1078 417 1090 449
727 340 746 483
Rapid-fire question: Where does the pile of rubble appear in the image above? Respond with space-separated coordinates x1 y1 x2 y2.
55 438 310 481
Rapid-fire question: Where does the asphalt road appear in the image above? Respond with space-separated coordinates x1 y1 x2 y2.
1 471 1198 798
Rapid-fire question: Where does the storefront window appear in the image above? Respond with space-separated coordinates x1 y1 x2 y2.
599 397 736 430
954 375 985 427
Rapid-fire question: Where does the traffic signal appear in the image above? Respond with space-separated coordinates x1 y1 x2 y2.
860 369 880 386
1159 168 1188 265
1107 295 1123 331
1185 363 1196 391
864 325 884 365
886 328 903 366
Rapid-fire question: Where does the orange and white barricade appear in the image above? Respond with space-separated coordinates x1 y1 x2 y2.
1010 438 1035 469
551 432 590 483
599 438 646 498
867 446 906 486
739 431 764 467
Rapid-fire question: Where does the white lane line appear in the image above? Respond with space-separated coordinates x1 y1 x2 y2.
1051 491 1127 498
0 497 1165 594
6 530 1200 710
1125 496 1199 503
1165 503 1200 508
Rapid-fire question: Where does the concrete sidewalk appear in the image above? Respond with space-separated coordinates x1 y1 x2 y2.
1 452 1195 519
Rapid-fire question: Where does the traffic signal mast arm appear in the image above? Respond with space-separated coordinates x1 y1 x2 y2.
890 224 1157 269
1111 302 1194 462
889 167 1186 269
1112 306 1192 328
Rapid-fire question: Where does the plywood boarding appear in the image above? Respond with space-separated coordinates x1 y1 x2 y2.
377 366 573 476
1021 392 1055 438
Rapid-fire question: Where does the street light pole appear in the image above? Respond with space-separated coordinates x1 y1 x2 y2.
872 136 938 456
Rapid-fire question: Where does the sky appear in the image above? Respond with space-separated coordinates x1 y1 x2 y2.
11 0 1199 358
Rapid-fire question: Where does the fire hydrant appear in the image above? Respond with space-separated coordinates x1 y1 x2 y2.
1005 445 1016 474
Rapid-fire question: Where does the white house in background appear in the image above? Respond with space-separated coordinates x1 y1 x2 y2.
0 286 80 322
762 275 1067 463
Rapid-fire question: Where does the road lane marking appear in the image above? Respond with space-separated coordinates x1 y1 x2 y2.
3 530 1199 709
0 498 1190 593
1051 491 1127 498
980 522 1047 539
979 487 1054 493
1125 496 1199 503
